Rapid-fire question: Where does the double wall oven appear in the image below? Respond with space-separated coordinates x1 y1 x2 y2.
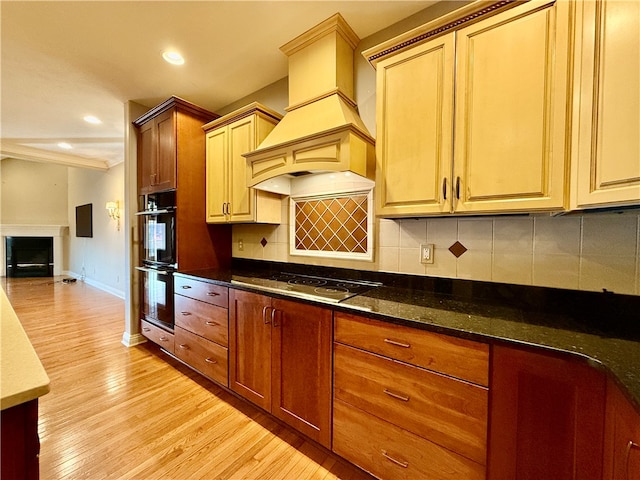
136 191 176 331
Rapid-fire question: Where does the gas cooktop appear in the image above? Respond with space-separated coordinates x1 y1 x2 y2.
231 272 381 303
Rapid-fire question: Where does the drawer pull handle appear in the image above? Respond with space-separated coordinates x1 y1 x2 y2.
178 344 189 350
205 357 218 364
159 336 169 342
383 389 410 402
181 285 192 289
627 441 640 480
142 327 150 332
384 338 411 348
205 321 219 326
381 450 408 469
206 292 220 297
180 311 192 316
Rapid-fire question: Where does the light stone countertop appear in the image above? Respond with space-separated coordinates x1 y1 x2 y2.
1 285 49 410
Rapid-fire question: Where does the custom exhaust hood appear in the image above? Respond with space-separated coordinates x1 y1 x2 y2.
243 13 376 196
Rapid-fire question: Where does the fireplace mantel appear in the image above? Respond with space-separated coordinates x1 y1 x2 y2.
0 224 69 277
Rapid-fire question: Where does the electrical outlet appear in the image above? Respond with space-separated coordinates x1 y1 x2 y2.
238 239 244 251
420 243 434 264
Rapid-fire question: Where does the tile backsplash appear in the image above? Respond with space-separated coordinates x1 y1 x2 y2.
233 197 640 295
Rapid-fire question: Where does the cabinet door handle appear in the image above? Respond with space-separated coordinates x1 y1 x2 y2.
263 306 272 324
181 285 192 289
381 450 408 468
178 343 189 350
180 311 192 316
455 176 461 200
384 338 411 348
383 389 410 402
205 320 219 326
627 441 640 480
442 177 447 200
222 203 226 215
272 308 279 328
206 291 220 297
205 357 218 364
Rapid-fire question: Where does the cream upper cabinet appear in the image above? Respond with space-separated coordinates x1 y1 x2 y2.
365 0 573 217
375 34 455 216
204 103 283 224
572 0 640 208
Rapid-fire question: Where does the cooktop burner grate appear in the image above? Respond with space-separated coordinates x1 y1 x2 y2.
231 273 381 303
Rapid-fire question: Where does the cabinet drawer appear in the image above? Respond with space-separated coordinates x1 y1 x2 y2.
334 343 487 465
174 327 228 387
334 312 489 386
174 276 228 308
333 399 485 480
140 320 174 353
175 294 228 346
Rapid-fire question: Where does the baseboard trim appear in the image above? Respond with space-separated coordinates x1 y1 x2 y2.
122 331 146 348
63 271 125 299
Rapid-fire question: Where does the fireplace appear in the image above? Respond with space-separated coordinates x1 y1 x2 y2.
6 237 54 277
0 225 67 277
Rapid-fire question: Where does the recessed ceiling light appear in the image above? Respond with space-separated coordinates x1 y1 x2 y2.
84 115 101 124
162 51 185 65
58 142 72 150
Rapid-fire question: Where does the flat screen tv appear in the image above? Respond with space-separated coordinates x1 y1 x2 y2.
75 203 93 238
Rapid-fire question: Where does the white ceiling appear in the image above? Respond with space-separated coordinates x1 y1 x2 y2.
1 0 436 170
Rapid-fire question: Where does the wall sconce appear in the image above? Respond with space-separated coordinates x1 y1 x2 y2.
105 201 120 231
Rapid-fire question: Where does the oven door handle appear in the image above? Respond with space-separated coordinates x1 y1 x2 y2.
135 266 172 276
135 208 175 216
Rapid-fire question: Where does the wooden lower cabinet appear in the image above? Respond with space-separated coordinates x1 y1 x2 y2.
1 399 40 480
333 312 489 479
140 319 174 353
229 289 333 448
334 399 485 480
488 345 606 480
603 379 640 480
174 326 228 386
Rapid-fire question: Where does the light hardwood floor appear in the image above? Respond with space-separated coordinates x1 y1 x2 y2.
3 277 374 480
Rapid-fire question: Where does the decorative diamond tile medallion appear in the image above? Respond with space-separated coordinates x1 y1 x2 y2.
291 190 373 261
260 237 268 247
449 241 468 258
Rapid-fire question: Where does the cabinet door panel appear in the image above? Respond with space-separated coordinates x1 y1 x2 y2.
137 121 155 194
229 116 255 222
376 34 454 216
271 298 332 448
603 379 640 480
454 0 570 212
205 127 228 223
488 345 606 480
155 109 176 192
228 290 271 410
574 0 640 207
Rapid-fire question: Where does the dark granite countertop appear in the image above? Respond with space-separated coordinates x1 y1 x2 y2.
176 259 640 412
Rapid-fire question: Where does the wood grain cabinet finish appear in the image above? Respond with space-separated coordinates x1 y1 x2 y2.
229 289 333 448
1 399 40 480
174 326 228 386
135 97 216 196
140 319 175 354
572 0 640 208
367 0 572 216
174 276 229 308
603 379 640 480
173 278 229 387
333 311 489 479
334 311 489 386
204 103 282 224
488 345 606 480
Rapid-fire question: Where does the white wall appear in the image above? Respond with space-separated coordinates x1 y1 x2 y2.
67 163 126 297
0 158 68 225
